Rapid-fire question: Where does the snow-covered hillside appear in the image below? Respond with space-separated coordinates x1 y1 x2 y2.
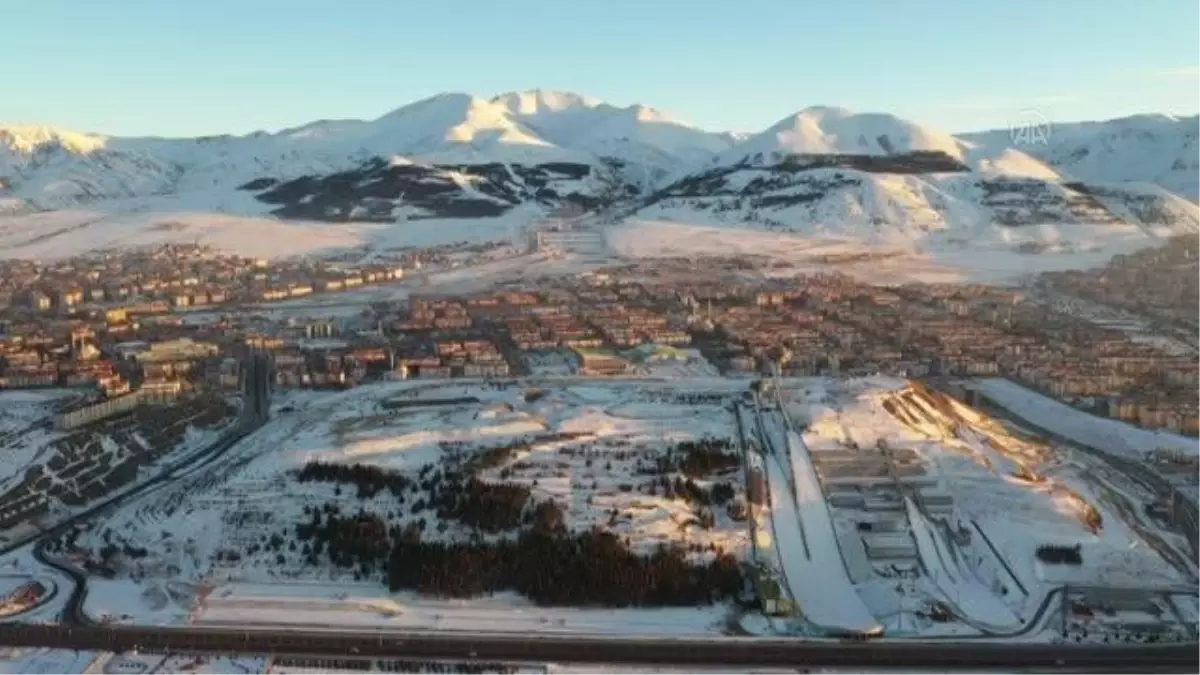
961 114 1200 202
631 107 1198 256
715 107 969 165
1 93 1196 267
0 89 730 213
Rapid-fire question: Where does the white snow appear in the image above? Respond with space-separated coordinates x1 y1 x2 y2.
0 202 548 261
2 97 1195 284
904 497 1020 630
606 219 1179 285
74 381 750 635
194 583 725 636
717 106 967 165
773 430 881 634
0 89 732 213
962 113 1200 202
970 378 1198 459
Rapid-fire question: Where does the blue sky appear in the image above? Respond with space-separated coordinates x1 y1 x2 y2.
6 0 1198 137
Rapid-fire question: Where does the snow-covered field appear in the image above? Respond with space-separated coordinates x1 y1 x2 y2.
0 202 546 262
607 219 1179 285
0 647 99 675
75 380 750 635
0 389 81 495
8 377 1193 643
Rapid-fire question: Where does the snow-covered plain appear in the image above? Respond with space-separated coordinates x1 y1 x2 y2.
606 218 1173 285
0 202 547 262
6 378 1191 643
75 380 750 635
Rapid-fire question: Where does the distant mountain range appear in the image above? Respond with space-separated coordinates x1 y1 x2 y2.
0 90 1196 258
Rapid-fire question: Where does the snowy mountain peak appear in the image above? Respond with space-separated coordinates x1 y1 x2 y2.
622 104 685 125
724 106 966 163
490 89 605 115
0 124 109 155
0 92 1195 253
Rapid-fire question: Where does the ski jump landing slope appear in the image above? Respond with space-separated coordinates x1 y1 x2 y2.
766 427 882 635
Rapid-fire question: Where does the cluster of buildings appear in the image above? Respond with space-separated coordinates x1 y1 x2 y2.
1042 235 1198 331
0 243 415 312
0 243 1192 436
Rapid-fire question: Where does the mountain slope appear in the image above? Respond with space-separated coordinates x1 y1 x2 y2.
1 95 1196 266
632 107 1198 254
716 107 967 165
0 90 731 213
960 114 1200 202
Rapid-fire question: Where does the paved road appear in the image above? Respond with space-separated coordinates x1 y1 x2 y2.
0 623 1195 671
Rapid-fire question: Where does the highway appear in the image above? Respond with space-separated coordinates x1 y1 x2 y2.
0 623 1196 671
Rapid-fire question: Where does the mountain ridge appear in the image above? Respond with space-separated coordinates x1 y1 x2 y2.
0 90 1196 265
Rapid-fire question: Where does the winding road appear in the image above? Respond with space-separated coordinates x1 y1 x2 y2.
17 352 273 627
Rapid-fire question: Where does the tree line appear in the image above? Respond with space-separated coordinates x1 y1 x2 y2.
386 526 742 606
295 460 412 499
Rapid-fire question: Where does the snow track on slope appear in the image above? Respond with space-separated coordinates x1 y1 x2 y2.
765 426 880 634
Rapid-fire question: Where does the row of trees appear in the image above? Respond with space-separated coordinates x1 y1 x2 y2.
653 438 740 478
1037 544 1083 565
295 460 412 499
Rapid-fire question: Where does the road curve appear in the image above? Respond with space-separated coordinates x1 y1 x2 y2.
11 353 272 627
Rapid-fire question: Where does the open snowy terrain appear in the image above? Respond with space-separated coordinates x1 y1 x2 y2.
35 376 1192 644
70 380 752 636
605 218 1180 285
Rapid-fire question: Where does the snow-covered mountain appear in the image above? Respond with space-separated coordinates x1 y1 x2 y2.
0 89 733 214
632 107 1198 252
961 114 1199 202
0 93 1196 263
